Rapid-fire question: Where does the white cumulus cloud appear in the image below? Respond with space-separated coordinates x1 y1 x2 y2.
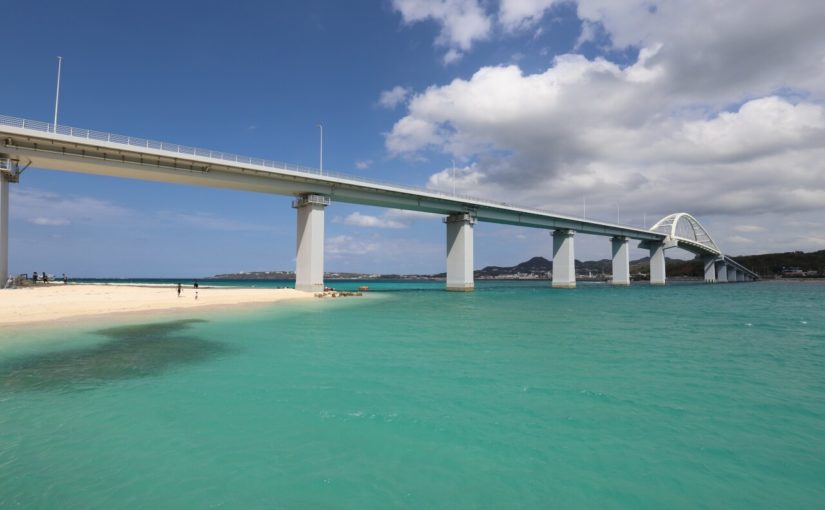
499 0 560 30
378 86 411 109
385 1 825 254
339 212 407 229
391 0 492 61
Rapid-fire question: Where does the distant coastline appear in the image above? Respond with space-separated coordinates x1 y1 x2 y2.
208 249 825 282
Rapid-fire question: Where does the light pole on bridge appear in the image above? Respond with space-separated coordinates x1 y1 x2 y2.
452 159 456 195
317 123 323 175
53 56 63 133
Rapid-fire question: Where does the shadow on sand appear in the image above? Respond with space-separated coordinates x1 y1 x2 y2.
0 319 231 393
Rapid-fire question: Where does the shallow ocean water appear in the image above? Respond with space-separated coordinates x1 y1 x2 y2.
1 281 824 509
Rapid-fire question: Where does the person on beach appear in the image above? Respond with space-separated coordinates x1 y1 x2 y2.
194 280 199 290
32 272 37 284
62 273 68 284
177 283 182 297
42 273 48 284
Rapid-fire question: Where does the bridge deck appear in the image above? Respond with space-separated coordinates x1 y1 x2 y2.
0 115 664 241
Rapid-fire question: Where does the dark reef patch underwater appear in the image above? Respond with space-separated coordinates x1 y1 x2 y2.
0 319 229 393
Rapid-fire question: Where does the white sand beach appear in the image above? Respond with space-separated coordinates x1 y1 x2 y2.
0 284 315 327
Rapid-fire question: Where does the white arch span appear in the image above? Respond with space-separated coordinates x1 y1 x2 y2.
649 212 721 256
644 212 758 282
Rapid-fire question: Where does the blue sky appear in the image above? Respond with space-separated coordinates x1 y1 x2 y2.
4 1 825 277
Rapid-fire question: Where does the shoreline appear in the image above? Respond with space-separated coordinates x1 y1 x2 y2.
0 283 317 330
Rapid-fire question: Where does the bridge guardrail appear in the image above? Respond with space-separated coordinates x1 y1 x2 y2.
0 115 509 205
0 114 656 234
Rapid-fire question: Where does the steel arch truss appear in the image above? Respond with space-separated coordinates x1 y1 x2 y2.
649 213 721 255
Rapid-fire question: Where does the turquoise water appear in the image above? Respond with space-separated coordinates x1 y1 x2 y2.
1 281 824 509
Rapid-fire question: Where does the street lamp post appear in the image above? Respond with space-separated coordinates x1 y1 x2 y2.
317 123 323 175
451 159 456 195
53 56 63 133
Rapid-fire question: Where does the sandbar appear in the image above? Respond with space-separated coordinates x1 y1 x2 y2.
0 284 315 327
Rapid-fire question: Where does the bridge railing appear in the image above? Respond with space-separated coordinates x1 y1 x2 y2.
0 114 654 233
0 114 327 174
0 114 512 204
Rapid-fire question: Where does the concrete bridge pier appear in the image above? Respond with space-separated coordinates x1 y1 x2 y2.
552 229 576 288
0 173 8 287
445 213 475 291
727 265 737 283
716 261 728 282
611 236 630 286
293 194 329 292
649 242 666 285
736 269 745 282
703 256 717 283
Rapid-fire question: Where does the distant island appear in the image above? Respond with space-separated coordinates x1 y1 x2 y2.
209 250 825 281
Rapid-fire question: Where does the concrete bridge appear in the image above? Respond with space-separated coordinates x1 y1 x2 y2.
0 115 758 290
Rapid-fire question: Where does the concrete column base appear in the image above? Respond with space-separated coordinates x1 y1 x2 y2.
552 229 576 289
611 236 631 286
296 284 324 293
649 242 666 285
445 213 475 292
293 194 329 293
716 261 728 282
0 174 8 288
703 256 717 283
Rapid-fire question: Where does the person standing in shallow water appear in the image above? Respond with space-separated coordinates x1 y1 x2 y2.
177 283 182 298
32 272 37 284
